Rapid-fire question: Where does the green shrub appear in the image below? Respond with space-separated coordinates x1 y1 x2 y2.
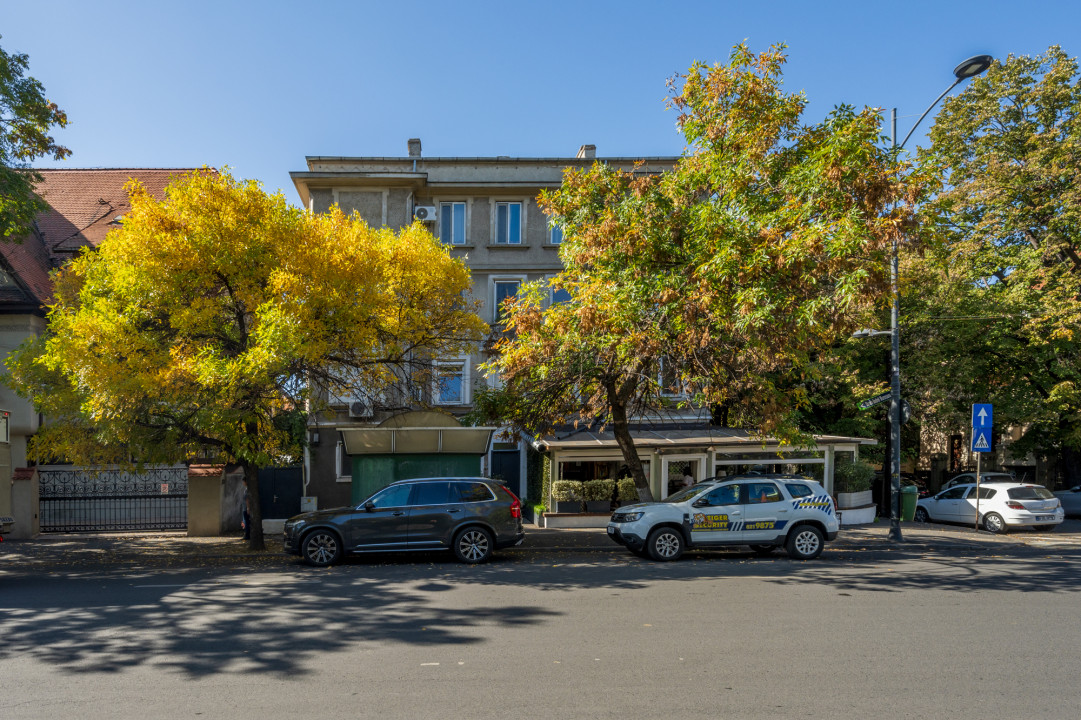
551 478 638 510
834 460 875 493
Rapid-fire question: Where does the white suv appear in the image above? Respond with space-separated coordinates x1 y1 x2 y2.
607 474 839 561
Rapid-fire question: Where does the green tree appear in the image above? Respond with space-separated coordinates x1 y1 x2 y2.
5 170 487 548
479 44 921 501
907 46 1081 485
1 36 70 238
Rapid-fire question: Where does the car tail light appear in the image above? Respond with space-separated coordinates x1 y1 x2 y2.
501 486 522 518
1005 501 1025 510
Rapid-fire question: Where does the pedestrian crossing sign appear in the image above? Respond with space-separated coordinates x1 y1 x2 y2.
972 429 991 453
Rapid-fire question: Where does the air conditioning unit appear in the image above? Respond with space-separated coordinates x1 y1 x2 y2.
348 399 374 419
413 205 437 222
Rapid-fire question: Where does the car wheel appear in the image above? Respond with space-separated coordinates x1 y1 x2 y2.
914 507 930 523
302 529 342 567
786 525 824 560
646 527 684 561
750 544 777 556
453 526 493 563
982 512 1007 534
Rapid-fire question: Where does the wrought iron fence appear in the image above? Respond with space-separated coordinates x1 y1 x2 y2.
38 466 188 532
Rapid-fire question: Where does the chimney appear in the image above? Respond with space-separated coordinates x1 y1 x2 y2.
576 144 596 159
407 138 422 158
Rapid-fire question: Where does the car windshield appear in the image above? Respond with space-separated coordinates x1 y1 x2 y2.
664 485 711 503
1007 486 1054 500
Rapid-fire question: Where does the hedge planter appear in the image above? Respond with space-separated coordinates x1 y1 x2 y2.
836 490 873 509
839 504 876 526
541 512 611 529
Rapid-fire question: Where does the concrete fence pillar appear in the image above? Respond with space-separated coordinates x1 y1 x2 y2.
10 467 40 539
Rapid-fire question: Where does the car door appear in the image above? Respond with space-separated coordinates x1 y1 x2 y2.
343 483 414 551
740 481 789 543
688 483 742 545
405 481 457 549
959 486 996 525
931 486 970 522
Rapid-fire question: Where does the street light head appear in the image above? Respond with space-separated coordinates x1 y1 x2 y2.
852 329 873 339
953 54 993 80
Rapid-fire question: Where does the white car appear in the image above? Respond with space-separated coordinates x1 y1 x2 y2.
942 472 1015 491
1054 486 1081 518
607 474 839 561
914 482 1064 533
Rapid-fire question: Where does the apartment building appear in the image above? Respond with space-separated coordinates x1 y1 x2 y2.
290 140 679 507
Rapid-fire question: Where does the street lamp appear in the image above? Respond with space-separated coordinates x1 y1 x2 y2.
857 54 993 542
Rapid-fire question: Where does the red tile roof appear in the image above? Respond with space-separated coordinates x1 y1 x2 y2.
0 168 206 312
34 168 205 256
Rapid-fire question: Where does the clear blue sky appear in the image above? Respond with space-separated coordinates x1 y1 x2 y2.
2 0 1076 202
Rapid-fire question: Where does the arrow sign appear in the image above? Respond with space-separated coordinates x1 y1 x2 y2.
972 403 992 429
859 392 892 410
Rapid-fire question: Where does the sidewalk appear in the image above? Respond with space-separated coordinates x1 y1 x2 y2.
1 520 1051 573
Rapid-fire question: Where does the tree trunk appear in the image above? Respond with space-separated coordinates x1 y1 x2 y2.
607 385 653 502
243 462 265 551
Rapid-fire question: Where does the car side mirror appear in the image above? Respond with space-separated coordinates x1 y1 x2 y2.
363 501 375 512
692 498 709 508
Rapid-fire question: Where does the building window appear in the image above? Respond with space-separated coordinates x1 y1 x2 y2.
493 278 522 323
551 287 572 305
434 360 468 405
335 440 351 482
495 202 522 245
440 202 467 245
659 356 684 397
549 223 563 245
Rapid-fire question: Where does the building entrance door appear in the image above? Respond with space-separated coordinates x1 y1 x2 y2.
661 455 706 499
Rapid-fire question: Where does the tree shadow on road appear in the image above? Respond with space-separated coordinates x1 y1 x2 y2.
2 541 1079 679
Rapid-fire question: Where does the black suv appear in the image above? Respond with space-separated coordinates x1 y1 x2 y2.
283 477 525 566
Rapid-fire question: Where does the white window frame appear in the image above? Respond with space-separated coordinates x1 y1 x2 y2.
433 358 470 406
493 200 524 245
658 356 686 398
548 222 564 245
491 275 526 324
335 440 351 482
438 200 469 245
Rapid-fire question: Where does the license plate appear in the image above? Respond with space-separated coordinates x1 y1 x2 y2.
1037 515 1055 522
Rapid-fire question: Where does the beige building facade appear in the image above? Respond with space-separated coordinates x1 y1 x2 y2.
290 141 679 507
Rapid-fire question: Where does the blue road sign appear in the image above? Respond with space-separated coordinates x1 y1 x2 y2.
971 403 993 453
971 429 992 453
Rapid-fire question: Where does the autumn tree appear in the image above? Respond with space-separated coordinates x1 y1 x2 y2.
1 35 70 238
906 46 1081 485
480 44 921 501
5 170 486 548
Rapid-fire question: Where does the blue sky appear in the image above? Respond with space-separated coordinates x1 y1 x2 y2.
2 0 1076 201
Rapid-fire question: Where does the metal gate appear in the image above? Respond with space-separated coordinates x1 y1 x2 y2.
38 466 188 533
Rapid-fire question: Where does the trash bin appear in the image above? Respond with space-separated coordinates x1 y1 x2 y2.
900 485 918 521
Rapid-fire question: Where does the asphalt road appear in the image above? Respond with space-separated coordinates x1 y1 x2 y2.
2 524 1080 720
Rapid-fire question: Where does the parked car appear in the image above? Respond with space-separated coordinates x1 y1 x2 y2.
607 474 839 561
914 482 1064 533
283 477 525 566
941 472 1015 491
1054 486 1081 518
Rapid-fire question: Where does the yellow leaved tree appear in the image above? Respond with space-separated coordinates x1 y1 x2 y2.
5 170 486 548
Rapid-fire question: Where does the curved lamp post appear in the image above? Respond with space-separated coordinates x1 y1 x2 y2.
856 54 993 542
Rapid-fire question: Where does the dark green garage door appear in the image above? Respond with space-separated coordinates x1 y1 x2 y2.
351 454 483 504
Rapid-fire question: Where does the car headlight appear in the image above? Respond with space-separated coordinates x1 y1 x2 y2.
622 512 644 522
